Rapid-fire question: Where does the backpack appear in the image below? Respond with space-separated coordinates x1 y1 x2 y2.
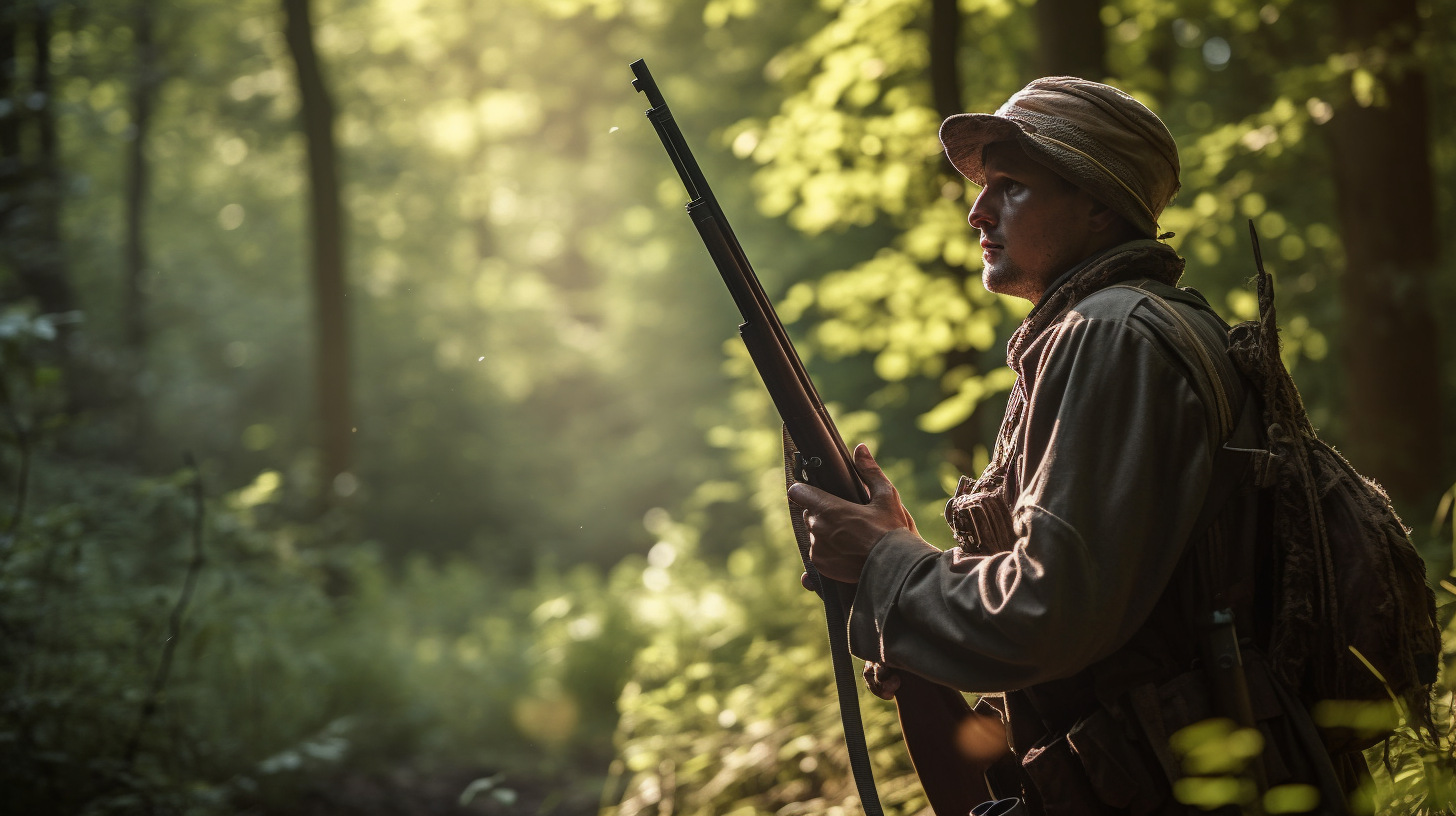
1227 222 1440 753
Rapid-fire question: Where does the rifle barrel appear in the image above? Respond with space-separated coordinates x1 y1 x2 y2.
629 59 865 505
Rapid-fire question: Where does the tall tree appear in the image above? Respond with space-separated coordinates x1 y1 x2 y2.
5 2 77 319
1032 0 1106 79
282 0 352 501
0 12 18 160
0 2 85 417
1326 0 1442 504
928 0 962 123
123 0 158 356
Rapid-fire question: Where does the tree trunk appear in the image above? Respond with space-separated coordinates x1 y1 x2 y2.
14 4 76 318
282 0 352 502
1 15 22 275
124 0 157 355
1032 0 1106 80
1326 0 1442 506
929 0 962 122
0 14 19 159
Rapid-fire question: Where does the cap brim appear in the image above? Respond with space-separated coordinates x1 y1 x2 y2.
939 114 1029 185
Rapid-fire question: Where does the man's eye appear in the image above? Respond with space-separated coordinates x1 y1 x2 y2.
1004 179 1023 192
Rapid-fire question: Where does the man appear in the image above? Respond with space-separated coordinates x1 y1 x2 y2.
788 78 1349 814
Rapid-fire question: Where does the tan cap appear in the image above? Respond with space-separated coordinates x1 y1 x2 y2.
940 77 1181 238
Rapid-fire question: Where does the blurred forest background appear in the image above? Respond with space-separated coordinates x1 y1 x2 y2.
1 0 1454 813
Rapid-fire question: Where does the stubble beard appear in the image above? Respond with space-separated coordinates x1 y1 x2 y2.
981 251 1037 302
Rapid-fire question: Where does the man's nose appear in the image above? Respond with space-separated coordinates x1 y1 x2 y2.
968 190 994 232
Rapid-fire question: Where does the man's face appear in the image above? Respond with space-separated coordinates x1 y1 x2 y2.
969 140 1099 302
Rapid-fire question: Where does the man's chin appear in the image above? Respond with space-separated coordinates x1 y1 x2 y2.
981 266 998 294
981 262 1011 296
982 260 1035 302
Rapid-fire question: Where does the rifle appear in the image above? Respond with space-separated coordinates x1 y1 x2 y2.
631 60 1013 816
629 58 883 815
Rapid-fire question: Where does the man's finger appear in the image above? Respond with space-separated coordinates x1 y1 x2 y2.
878 672 901 700
853 444 896 501
862 662 902 700
787 481 837 511
800 571 816 592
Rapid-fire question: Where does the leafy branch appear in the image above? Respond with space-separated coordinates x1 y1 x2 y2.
0 372 30 566
123 452 207 768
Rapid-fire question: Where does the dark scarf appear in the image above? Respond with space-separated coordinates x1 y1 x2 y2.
944 240 1185 553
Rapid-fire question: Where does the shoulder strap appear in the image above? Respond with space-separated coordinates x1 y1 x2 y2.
1105 281 1234 439
1106 280 1279 487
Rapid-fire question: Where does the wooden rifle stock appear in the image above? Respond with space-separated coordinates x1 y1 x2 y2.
894 673 996 810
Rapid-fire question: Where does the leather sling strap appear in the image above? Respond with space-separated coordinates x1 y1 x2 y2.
783 426 885 816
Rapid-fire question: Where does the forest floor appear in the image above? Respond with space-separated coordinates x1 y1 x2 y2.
250 766 605 816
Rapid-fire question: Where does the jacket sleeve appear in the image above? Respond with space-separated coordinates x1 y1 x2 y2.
846 313 1214 692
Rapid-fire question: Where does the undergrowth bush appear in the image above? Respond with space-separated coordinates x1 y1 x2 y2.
0 456 642 814
603 380 927 816
603 508 924 816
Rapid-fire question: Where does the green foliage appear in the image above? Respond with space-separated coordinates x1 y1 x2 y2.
1169 718 1264 809
0 452 652 812
607 406 926 816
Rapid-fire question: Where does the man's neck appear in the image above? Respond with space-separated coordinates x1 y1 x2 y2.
1030 238 1153 313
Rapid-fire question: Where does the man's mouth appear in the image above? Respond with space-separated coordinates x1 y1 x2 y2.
981 238 1003 251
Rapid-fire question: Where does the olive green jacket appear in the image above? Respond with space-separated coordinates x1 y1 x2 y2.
847 276 1243 693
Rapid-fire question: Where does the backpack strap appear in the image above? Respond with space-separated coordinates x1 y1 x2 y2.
1105 281 1272 580
1106 281 1234 440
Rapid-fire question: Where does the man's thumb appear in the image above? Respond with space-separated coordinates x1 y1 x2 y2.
854 444 893 499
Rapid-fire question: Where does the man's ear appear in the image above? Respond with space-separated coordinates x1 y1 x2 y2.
1085 197 1122 234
